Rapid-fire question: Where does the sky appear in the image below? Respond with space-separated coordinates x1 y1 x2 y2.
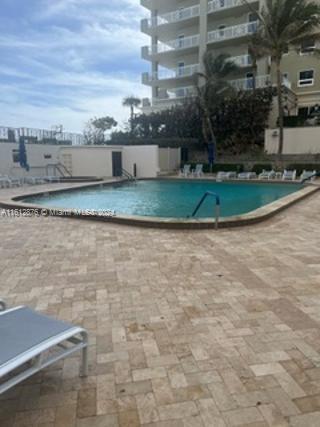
0 0 149 133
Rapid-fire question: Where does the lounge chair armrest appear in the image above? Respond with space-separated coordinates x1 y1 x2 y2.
0 300 7 311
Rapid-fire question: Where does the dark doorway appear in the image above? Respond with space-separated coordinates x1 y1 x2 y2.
112 152 122 177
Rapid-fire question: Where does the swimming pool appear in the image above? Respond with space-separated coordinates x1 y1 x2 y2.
23 180 302 219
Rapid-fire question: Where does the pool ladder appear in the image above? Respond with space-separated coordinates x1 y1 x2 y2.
191 191 220 229
119 168 137 182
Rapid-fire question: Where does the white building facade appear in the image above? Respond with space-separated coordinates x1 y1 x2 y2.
141 0 320 115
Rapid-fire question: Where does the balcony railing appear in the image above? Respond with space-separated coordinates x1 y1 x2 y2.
144 64 200 83
147 34 200 55
208 21 258 44
208 0 257 14
146 5 200 28
230 75 271 90
229 54 253 67
155 86 197 103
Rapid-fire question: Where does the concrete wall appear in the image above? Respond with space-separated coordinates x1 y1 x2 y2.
159 148 181 172
265 127 320 154
0 143 162 178
60 146 117 177
0 143 63 177
123 145 159 178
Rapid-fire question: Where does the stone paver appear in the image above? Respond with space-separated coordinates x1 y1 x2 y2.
1 184 320 426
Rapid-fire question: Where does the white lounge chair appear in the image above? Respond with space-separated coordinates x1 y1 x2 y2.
25 177 46 185
0 176 21 188
282 169 297 181
300 170 317 182
44 176 61 183
179 164 191 178
238 172 257 180
0 300 88 395
259 170 276 180
192 164 203 178
216 171 237 181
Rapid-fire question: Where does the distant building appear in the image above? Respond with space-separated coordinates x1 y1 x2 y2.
0 126 85 146
140 0 320 117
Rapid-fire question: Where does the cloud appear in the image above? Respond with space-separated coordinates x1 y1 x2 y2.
0 0 150 133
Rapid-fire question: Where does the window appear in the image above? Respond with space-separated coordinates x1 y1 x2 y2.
298 70 314 87
12 149 19 163
246 73 254 89
178 34 185 49
218 25 226 38
248 12 258 33
301 39 315 54
44 154 52 159
177 62 185 77
219 0 225 7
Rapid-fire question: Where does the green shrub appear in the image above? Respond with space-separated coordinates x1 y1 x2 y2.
251 164 273 174
287 164 319 176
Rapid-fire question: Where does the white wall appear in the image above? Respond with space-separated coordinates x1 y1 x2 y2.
123 145 159 178
60 146 117 177
265 127 320 154
0 143 161 179
0 143 62 177
159 148 181 172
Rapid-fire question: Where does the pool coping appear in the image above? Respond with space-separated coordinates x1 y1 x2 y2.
0 178 319 229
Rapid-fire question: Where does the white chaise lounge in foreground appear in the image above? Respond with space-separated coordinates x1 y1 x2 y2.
0 300 88 394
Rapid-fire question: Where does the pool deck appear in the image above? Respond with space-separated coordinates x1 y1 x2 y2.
1 182 320 426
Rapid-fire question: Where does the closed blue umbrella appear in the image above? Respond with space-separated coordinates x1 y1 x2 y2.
19 137 30 171
208 138 216 173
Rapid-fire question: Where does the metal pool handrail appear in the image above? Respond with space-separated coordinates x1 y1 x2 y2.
191 191 221 229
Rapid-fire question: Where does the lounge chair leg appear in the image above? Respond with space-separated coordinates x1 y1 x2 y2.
80 331 88 377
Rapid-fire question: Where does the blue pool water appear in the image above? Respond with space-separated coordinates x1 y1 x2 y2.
23 180 302 219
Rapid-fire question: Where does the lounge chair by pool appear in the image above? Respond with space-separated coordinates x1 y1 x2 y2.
0 301 88 394
300 170 317 181
282 170 297 181
179 164 191 178
238 172 257 180
259 170 276 180
216 171 237 181
192 164 203 178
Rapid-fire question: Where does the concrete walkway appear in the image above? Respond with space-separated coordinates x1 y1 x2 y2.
0 184 320 426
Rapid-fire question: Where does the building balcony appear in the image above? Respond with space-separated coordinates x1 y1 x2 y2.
208 21 258 45
141 4 200 32
208 0 257 15
230 75 292 91
230 54 253 67
142 34 200 57
155 86 197 103
230 75 271 90
142 64 200 84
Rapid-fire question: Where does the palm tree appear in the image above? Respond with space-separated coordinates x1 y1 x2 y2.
195 52 239 158
247 0 320 156
122 96 141 134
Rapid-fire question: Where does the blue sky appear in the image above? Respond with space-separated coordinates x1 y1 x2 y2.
0 0 149 132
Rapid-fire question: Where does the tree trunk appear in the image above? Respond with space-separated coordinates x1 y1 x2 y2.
276 59 284 157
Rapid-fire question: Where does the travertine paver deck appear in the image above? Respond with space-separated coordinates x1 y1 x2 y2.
0 183 320 427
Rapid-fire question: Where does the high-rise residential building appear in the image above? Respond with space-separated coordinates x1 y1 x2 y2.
140 0 320 118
